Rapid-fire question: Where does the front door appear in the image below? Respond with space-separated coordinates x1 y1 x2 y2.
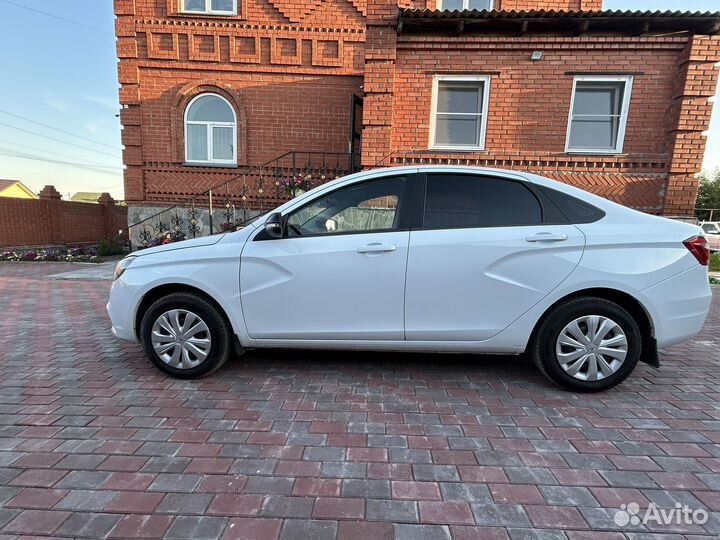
240 174 413 341
405 172 586 341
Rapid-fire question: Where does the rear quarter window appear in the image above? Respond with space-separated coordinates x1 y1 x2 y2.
537 185 606 224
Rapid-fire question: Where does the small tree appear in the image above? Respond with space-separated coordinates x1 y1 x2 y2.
696 168 720 221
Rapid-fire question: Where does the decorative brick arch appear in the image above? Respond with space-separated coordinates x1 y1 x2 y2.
172 82 249 166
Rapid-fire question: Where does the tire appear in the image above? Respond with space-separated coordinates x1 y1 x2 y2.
140 292 233 379
531 297 642 392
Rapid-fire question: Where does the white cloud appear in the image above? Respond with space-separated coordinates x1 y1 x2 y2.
43 90 68 112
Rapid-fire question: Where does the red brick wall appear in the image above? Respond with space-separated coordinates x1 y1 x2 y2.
116 0 367 203
116 0 604 204
0 192 128 248
117 0 717 216
362 0 720 214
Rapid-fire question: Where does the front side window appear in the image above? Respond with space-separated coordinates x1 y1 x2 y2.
431 76 490 151
185 94 236 165
566 76 633 154
439 0 493 10
423 174 542 229
182 0 236 14
286 176 407 237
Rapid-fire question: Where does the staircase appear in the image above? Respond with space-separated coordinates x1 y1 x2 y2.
126 151 359 249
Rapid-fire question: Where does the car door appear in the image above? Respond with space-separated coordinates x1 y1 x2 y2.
404 172 586 341
240 174 414 341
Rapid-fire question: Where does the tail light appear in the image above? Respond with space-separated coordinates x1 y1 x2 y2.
684 236 710 266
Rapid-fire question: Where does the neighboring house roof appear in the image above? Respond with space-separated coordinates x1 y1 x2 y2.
398 9 720 35
0 179 38 199
70 192 103 203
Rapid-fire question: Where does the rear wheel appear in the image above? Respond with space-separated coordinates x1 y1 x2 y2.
531 297 641 392
140 292 232 378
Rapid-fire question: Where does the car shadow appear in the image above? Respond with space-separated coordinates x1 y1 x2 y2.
218 347 565 393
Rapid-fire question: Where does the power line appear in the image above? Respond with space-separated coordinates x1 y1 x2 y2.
0 109 122 151
0 150 123 177
0 148 123 170
0 123 122 160
0 0 115 37
0 139 122 169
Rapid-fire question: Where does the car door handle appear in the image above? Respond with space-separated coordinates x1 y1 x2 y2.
357 243 397 254
526 232 568 243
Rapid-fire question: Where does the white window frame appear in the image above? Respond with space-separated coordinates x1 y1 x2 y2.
565 75 633 155
181 0 237 15
429 75 491 152
184 93 237 166
437 0 494 10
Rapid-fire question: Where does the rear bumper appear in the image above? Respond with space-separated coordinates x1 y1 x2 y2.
639 264 712 349
106 278 140 343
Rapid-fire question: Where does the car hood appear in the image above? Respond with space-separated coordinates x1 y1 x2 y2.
134 234 226 257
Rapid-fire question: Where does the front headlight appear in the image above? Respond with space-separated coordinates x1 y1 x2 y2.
113 256 136 281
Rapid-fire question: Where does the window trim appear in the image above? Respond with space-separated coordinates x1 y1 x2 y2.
429 75 491 152
436 0 494 10
184 93 237 166
181 0 237 15
564 75 633 155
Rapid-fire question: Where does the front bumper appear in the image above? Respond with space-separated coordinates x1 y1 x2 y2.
106 278 140 343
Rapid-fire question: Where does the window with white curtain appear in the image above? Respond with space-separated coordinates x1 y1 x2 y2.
430 75 490 151
438 0 493 11
185 94 237 165
565 76 633 154
182 0 236 15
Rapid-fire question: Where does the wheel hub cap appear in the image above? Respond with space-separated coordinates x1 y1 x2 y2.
555 315 628 382
151 309 211 370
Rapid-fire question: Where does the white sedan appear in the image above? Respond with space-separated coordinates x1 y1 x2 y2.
108 167 712 392
701 221 720 252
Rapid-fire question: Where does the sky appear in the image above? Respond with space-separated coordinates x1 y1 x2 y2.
0 0 718 201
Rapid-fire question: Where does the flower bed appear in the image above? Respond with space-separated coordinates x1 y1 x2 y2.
2 244 104 263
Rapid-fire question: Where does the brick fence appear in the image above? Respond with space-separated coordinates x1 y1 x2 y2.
0 186 128 249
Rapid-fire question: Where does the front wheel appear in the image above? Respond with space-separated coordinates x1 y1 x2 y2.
140 292 233 378
531 297 642 392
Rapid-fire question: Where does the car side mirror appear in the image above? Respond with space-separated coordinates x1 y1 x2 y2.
264 212 284 239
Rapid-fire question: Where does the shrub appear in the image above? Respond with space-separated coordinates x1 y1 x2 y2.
710 252 720 273
96 238 126 257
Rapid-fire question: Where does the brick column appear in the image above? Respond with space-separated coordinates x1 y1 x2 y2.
361 0 400 169
663 35 720 216
115 0 144 202
38 185 63 245
97 192 117 239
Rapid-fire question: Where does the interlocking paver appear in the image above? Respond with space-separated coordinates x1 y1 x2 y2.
55 489 117 511
1 263 720 539
222 517 282 540
55 512 122 538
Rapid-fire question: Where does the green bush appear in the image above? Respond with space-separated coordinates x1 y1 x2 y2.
710 252 720 273
96 238 126 257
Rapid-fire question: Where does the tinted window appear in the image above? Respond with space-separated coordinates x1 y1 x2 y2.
537 185 605 224
424 174 542 229
286 176 406 237
534 188 569 225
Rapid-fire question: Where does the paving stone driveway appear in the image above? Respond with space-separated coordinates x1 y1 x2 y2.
0 261 719 540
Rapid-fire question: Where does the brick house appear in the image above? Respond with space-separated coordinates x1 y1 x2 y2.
114 0 720 233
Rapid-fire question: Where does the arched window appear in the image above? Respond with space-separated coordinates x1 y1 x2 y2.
185 93 237 165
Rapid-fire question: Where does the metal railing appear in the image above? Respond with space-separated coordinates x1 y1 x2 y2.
695 208 720 222
127 151 359 249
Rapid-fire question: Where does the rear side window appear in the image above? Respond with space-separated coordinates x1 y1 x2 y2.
424 174 542 229
537 185 605 224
